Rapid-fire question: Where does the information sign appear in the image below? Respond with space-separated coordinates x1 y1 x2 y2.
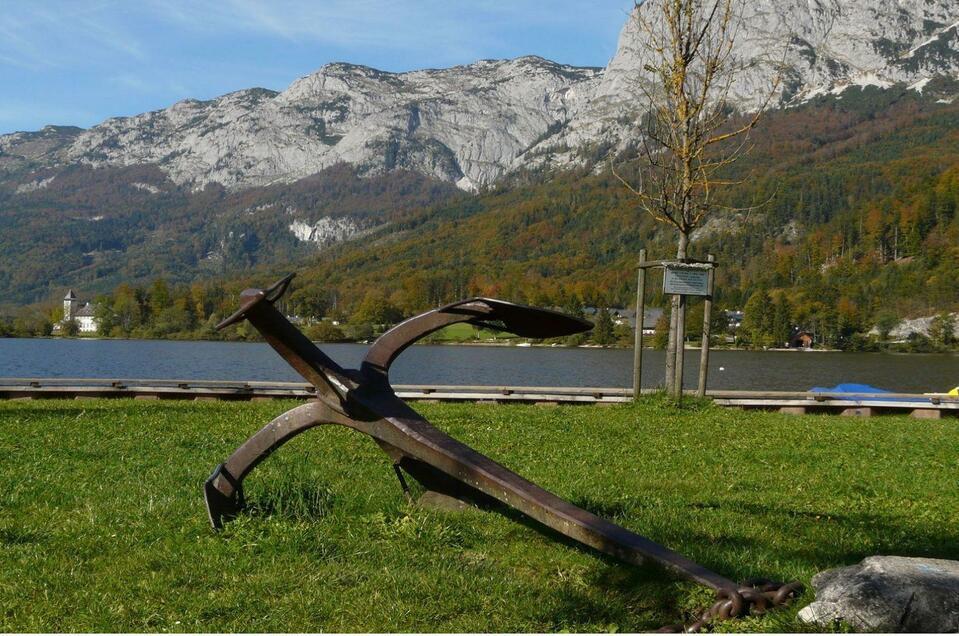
663 264 710 296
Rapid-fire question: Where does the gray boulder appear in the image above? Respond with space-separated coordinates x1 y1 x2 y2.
798 556 959 632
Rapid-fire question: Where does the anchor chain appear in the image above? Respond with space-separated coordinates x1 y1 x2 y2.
658 579 804 632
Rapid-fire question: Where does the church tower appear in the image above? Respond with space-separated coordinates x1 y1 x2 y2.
64 290 77 321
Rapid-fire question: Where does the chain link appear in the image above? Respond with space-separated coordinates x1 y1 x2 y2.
657 579 804 632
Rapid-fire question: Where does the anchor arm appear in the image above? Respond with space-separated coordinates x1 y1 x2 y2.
216 274 355 401
204 401 373 528
362 298 592 380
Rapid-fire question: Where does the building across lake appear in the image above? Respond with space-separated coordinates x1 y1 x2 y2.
56 290 99 334
582 307 664 335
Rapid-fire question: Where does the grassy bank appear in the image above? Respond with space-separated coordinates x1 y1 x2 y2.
1 398 956 632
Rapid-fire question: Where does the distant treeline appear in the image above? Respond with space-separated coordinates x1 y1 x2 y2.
0 279 641 346
2 277 955 352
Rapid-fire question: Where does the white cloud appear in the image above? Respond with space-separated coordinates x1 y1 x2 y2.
2 1 631 73
143 0 487 58
0 0 632 133
0 1 145 69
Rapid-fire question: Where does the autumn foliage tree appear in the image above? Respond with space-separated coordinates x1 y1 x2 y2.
613 0 779 396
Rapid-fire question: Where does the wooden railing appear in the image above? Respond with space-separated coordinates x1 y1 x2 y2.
0 377 956 418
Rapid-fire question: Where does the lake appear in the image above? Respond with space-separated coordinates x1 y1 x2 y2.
0 338 956 393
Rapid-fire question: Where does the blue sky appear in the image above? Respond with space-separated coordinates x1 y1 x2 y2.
0 1 634 135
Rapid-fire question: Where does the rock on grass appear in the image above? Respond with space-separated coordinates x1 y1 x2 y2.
798 556 959 632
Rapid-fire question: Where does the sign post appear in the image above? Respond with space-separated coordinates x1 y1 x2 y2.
664 263 711 398
635 256 718 401
663 263 711 296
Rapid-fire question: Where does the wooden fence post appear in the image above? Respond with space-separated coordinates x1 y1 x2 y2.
674 294 686 399
633 249 647 401
697 254 716 398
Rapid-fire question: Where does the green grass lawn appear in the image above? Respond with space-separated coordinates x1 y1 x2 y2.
0 397 956 632
425 322 515 342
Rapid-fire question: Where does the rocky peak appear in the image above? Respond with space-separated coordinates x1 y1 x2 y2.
2 1 957 193
525 0 959 168
0 125 83 172
602 0 959 106
30 56 599 192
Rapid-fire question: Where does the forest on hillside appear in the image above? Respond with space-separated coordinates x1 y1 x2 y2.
0 164 460 306
3 85 959 351
257 86 959 349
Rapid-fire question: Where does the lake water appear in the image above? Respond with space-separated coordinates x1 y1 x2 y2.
0 338 956 393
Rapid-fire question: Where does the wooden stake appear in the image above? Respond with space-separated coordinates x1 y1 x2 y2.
674 295 686 399
665 295 677 394
697 254 715 398
633 249 647 401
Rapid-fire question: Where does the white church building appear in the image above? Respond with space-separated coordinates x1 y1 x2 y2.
58 290 99 334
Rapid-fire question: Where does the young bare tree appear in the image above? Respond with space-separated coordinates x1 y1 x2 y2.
613 0 779 397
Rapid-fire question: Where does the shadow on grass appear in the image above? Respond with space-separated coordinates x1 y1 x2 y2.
0 525 49 547
493 490 959 601
726 499 959 565
521 559 699 631
570 496 635 521
489 495 753 583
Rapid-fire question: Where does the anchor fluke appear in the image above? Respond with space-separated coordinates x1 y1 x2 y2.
444 297 593 339
215 273 296 331
204 463 245 529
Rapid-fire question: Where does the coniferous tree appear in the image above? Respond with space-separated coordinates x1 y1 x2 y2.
652 312 671 349
742 290 773 347
593 308 615 345
930 312 956 347
875 311 899 341
771 295 793 347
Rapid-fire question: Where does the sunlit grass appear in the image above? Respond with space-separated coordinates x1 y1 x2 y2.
425 322 514 342
0 397 956 632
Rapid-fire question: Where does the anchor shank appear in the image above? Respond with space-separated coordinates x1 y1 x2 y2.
243 300 352 400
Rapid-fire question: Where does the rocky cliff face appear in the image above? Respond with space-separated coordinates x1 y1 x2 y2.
605 0 959 107
530 0 959 167
2 1 957 194
2 57 598 193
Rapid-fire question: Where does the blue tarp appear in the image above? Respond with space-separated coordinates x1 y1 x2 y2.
809 383 931 403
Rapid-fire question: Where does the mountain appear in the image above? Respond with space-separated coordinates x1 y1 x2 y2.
529 0 959 167
2 0 959 308
1 57 598 193
0 163 460 306
5 2 958 195
610 0 959 106
248 90 959 348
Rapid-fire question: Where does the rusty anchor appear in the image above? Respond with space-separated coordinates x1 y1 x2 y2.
204 273 802 630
